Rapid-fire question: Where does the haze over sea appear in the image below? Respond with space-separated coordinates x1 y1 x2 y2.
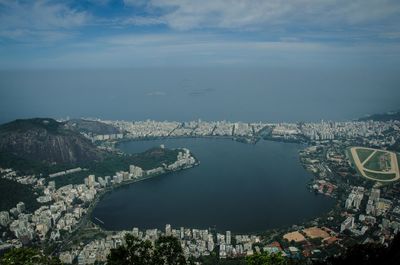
0 67 399 124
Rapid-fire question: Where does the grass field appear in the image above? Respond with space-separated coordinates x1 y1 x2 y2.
364 171 396 181
364 151 388 171
355 148 374 164
350 147 399 182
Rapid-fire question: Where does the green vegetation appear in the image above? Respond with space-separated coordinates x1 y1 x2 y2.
313 232 400 265
4 233 400 265
53 148 180 188
246 252 287 265
197 255 246 265
348 148 365 178
53 171 91 189
0 178 40 212
0 247 61 265
68 227 107 249
107 234 187 265
363 151 387 171
390 139 400 153
364 171 396 181
355 149 374 164
0 118 61 134
0 151 73 176
65 118 120 134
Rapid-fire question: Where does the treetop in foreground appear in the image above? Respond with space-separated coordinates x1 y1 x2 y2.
107 234 188 265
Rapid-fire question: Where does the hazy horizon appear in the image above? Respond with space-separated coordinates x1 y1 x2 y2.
1 66 399 124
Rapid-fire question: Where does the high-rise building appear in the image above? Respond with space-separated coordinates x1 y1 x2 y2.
207 239 215 252
226 231 231 245
345 198 353 209
87 175 95 187
132 227 139 237
130 165 143 178
340 216 354 232
370 188 380 202
0 211 10 227
48 181 56 190
165 224 171 236
353 194 363 209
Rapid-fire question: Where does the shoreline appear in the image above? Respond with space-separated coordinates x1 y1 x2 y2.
56 158 200 253
85 138 334 235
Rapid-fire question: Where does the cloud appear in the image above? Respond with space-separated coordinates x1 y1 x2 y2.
140 0 400 30
146 91 167 96
5 32 399 69
120 16 165 26
0 0 399 69
0 0 88 42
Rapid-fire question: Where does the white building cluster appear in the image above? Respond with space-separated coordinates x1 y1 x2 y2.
167 148 196 170
345 186 364 210
84 118 400 149
59 224 260 264
301 120 399 145
341 187 400 238
49 167 83 178
0 148 197 249
100 119 272 139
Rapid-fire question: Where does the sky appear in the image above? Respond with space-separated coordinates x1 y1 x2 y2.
0 0 400 69
0 1 399 123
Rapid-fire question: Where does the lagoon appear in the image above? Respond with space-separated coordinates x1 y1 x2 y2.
92 138 335 233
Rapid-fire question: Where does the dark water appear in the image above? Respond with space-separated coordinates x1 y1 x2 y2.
92 138 335 233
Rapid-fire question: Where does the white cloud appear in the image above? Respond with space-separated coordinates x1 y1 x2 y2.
0 0 88 41
121 16 165 26
146 91 167 96
9 32 399 69
140 0 400 30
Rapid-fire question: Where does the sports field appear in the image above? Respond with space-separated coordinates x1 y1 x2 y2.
350 147 400 182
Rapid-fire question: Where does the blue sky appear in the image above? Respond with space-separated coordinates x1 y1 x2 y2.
1 0 400 69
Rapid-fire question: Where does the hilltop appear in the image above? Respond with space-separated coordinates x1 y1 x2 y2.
64 118 121 135
0 118 103 166
358 110 400 122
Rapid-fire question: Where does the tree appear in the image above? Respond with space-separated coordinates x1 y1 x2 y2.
0 247 61 265
314 232 400 265
107 234 188 265
246 252 287 265
153 236 187 265
107 234 153 265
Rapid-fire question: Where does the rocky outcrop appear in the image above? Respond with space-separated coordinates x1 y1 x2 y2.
0 118 103 165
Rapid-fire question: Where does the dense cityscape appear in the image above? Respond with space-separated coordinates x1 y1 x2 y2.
1 115 399 264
